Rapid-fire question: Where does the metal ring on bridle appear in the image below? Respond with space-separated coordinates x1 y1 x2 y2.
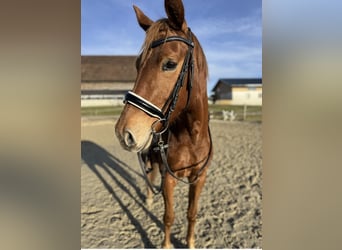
151 118 169 136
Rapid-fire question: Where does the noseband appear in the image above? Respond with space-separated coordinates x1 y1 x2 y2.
124 28 194 125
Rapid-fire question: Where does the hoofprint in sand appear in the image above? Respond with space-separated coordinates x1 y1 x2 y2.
81 118 262 249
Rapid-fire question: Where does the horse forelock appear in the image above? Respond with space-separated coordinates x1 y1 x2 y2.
138 19 170 65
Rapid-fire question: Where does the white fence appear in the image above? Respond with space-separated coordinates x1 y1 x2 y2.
210 105 262 121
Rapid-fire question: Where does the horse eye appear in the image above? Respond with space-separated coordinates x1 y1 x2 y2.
162 60 177 71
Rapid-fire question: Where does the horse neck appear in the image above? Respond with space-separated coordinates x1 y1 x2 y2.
187 80 209 127
171 75 209 137
171 36 209 136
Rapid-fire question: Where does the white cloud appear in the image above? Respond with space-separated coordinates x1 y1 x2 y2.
205 45 261 62
192 11 261 39
82 23 145 55
190 7 262 91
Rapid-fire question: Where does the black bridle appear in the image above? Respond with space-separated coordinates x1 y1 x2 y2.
124 28 194 126
123 28 211 193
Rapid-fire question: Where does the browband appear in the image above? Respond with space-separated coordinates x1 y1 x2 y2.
150 36 194 48
124 91 165 120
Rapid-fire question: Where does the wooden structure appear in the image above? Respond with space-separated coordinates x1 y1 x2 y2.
81 56 136 106
211 78 262 105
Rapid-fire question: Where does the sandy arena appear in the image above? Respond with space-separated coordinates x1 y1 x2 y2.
81 118 262 248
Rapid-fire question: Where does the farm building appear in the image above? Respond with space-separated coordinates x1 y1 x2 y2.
211 78 262 106
81 55 137 107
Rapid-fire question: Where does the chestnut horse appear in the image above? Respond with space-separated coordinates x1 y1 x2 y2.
115 0 213 248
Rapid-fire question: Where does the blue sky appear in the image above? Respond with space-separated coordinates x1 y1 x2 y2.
81 0 262 92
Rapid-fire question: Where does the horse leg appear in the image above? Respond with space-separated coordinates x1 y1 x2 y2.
146 161 159 207
186 172 207 248
162 174 177 248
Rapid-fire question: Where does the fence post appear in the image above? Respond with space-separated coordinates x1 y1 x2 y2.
243 104 247 121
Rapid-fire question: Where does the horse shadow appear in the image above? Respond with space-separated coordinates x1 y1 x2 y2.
81 140 186 248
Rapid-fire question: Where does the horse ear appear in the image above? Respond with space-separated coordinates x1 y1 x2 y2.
164 0 187 31
133 5 153 31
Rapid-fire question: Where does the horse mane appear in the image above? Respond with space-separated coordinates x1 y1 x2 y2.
191 32 209 81
138 18 208 80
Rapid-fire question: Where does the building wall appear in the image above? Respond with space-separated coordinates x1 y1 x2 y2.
81 56 137 107
231 87 262 105
214 87 262 105
81 82 134 91
80 81 134 107
81 98 124 107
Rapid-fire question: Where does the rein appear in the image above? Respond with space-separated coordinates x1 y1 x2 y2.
124 28 211 194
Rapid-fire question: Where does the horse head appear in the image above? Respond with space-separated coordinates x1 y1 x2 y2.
115 0 204 152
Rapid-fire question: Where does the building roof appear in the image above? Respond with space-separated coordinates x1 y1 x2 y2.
81 55 137 82
212 78 262 91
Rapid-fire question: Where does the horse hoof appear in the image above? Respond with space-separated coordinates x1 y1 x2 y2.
162 243 174 249
187 240 195 249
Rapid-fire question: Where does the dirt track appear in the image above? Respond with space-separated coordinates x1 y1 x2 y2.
81 118 262 248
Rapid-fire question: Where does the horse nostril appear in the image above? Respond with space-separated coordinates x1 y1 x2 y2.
124 130 136 147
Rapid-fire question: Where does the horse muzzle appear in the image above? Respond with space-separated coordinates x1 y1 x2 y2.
115 117 154 152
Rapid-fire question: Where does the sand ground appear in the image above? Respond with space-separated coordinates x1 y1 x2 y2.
81 118 262 248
